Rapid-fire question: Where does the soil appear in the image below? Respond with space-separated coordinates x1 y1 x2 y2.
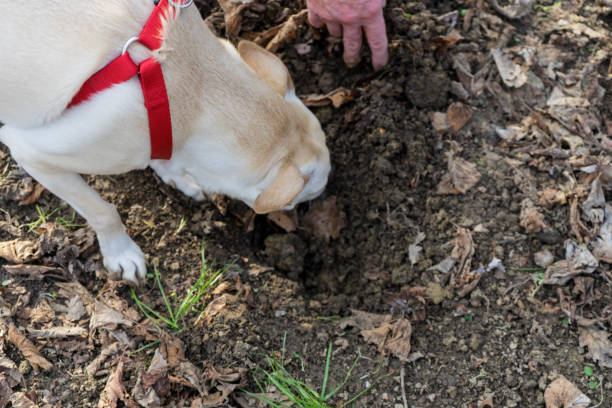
1 0 611 407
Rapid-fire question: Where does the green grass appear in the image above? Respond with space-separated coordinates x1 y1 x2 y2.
244 335 387 408
130 244 224 332
23 205 86 232
530 271 546 297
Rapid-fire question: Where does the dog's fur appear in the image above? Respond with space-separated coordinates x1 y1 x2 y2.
0 0 330 283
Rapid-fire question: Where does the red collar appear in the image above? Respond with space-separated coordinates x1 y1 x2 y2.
67 0 188 160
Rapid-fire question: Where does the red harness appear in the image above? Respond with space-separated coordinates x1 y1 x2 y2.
67 0 185 160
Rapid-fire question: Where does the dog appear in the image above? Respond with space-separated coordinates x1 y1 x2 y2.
0 0 330 283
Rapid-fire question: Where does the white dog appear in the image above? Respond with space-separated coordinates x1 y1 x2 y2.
0 0 330 283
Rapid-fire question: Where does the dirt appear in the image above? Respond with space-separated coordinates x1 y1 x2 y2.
1 0 612 407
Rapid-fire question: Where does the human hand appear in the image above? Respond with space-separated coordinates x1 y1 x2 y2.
306 0 388 70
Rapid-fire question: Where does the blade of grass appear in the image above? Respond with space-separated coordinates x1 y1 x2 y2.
320 342 333 400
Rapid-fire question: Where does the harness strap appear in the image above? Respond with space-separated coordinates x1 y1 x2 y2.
67 0 176 160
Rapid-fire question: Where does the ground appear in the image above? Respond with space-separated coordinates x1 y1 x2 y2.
1 0 611 407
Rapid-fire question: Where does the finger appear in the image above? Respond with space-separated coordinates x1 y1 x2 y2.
363 10 389 70
342 24 363 68
326 21 342 37
308 9 325 28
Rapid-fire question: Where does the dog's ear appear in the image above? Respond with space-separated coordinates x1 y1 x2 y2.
237 40 294 96
253 162 307 214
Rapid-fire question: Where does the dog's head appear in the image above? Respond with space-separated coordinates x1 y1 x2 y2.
173 38 330 214
234 41 331 213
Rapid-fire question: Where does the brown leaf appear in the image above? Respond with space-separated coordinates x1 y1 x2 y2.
446 102 472 132
201 293 235 325
302 196 346 242
519 199 547 233
8 392 39 408
26 326 87 339
301 87 351 109
267 210 298 232
8 324 52 372
87 342 123 377
579 326 612 368
544 376 590 408
98 358 127 408
449 228 481 297
0 240 40 264
436 151 481 195
538 187 567 209
19 183 45 206
132 349 169 408
266 10 308 53
340 310 412 362
3 264 68 281
217 0 251 39
90 301 135 331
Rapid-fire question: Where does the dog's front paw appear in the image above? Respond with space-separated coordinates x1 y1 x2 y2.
98 231 147 284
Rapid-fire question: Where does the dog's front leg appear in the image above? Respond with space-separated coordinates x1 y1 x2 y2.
20 163 147 283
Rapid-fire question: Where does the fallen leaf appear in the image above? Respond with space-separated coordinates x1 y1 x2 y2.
538 187 567 208
543 240 598 285
8 324 52 372
303 196 346 242
90 301 135 331
520 199 547 233
2 264 68 281
340 310 412 362
436 151 481 195
0 240 40 264
217 0 252 39
579 326 612 368
19 183 45 206
449 228 482 297
26 326 87 339
301 87 351 109
267 210 298 232
201 293 235 325
446 102 472 132
132 349 169 408
87 342 123 377
432 112 451 133
491 48 529 88
8 392 39 408
544 376 590 408
592 204 612 263
66 296 87 321
98 358 127 408
266 10 308 53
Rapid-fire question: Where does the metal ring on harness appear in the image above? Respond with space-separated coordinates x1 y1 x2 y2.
169 0 193 8
122 37 141 55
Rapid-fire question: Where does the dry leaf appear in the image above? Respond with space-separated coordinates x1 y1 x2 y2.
66 296 87 321
449 228 482 297
90 301 135 331
592 204 612 263
87 342 123 377
266 10 307 53
436 151 481 195
302 196 346 242
202 293 235 325
19 183 45 206
217 0 251 39
432 112 451 133
2 264 68 281
8 324 52 372
340 310 412 362
267 210 298 232
446 102 472 132
579 326 612 368
132 349 169 408
538 187 567 208
520 199 547 233
544 376 590 408
491 48 528 88
98 358 127 408
301 87 351 109
26 326 87 339
9 392 39 408
543 240 598 285
0 240 40 264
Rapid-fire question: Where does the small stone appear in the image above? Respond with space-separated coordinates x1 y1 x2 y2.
275 309 287 317
534 249 554 268
469 334 481 351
